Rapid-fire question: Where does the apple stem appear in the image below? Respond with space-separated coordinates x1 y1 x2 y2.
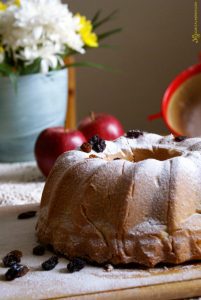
90 111 95 121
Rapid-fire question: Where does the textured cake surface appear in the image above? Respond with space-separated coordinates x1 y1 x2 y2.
36 133 201 267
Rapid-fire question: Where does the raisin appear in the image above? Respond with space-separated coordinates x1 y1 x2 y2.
174 136 187 142
15 265 29 278
95 139 106 153
126 130 143 139
5 266 18 281
104 264 114 272
18 211 37 219
80 142 92 153
67 258 86 273
88 135 99 145
88 154 99 159
2 250 22 267
33 245 45 256
88 135 106 153
5 264 29 281
42 256 58 271
113 158 121 160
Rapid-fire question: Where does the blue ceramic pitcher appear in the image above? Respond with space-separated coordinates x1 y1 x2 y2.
0 68 68 162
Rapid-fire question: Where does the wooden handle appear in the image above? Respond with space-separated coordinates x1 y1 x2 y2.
65 56 76 130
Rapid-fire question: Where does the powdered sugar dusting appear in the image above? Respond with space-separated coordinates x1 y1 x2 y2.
0 162 44 206
1 205 201 299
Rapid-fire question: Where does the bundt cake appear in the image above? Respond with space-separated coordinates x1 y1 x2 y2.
36 131 201 267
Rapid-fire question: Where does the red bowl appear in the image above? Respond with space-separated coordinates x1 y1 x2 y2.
161 63 201 137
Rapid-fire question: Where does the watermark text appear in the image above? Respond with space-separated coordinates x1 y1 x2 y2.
192 0 200 44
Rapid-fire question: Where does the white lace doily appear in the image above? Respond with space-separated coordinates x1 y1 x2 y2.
0 162 45 206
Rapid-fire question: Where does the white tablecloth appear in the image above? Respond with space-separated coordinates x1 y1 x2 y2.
0 162 45 206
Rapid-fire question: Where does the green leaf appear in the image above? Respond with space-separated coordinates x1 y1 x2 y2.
98 28 122 41
0 63 14 76
9 72 18 93
92 9 102 24
93 10 118 29
67 60 119 72
20 58 41 75
0 63 18 92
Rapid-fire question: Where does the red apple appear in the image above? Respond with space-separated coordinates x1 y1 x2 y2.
78 112 124 141
35 127 86 177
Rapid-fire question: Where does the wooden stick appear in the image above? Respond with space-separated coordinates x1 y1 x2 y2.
65 56 77 130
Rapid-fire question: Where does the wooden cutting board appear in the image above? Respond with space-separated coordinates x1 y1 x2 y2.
1 204 201 300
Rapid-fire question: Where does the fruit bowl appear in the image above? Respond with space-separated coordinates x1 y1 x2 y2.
162 63 201 137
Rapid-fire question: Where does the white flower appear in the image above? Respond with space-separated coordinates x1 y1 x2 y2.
0 0 85 73
40 54 63 74
18 44 65 73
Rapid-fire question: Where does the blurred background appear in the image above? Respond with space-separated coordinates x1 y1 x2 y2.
65 0 199 133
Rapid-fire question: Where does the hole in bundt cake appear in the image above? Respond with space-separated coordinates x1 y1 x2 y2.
133 147 182 162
